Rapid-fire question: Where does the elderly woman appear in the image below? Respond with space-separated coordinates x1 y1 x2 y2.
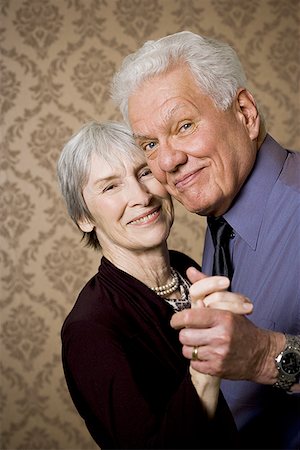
57 121 251 449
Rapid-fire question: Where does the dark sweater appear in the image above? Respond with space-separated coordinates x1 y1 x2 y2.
62 250 238 449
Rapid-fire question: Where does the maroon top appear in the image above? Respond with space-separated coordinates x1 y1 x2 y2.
62 250 238 449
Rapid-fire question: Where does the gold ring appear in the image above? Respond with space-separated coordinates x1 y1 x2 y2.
192 346 199 361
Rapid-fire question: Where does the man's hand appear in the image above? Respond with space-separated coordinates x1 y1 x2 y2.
171 267 285 384
186 267 254 416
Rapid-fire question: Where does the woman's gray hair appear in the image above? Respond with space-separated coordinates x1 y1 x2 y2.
111 30 247 123
57 120 143 249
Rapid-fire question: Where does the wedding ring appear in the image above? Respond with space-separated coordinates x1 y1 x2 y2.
191 346 199 361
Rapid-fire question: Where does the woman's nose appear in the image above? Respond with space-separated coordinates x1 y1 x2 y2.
127 180 152 207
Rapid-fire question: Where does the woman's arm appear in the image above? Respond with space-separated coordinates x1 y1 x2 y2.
188 274 253 417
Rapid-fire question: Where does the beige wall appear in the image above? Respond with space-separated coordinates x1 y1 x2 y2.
1 0 299 448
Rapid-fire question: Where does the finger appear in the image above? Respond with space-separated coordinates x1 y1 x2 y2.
205 299 253 315
189 276 230 303
170 307 218 330
186 268 209 309
204 292 253 314
179 326 215 347
186 267 207 284
185 342 212 362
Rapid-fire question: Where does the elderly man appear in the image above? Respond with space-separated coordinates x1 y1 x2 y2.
111 31 300 449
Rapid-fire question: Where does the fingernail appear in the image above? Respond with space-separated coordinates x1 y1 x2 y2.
218 277 229 287
243 303 253 309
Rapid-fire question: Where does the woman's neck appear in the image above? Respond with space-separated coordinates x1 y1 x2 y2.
102 242 173 289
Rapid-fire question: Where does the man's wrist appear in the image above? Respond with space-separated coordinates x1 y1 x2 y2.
252 329 284 384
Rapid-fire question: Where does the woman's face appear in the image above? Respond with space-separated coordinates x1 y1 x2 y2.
79 151 174 256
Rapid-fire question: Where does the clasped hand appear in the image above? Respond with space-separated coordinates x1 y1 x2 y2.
170 267 271 382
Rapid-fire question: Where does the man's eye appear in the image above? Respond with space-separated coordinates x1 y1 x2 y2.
144 141 157 152
179 122 192 132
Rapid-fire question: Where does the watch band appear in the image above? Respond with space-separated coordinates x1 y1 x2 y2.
273 334 300 391
274 372 297 391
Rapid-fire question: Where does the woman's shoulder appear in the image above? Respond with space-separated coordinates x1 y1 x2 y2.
61 271 114 332
169 249 201 274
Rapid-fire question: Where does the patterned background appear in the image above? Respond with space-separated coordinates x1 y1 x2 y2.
1 0 299 448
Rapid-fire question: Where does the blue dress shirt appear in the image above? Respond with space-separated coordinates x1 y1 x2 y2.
202 135 300 449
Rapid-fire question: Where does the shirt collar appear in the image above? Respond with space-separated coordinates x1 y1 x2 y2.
224 134 287 250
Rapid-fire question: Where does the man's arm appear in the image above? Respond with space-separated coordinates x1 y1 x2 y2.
171 267 300 392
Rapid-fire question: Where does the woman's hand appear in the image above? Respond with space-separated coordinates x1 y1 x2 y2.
186 268 253 417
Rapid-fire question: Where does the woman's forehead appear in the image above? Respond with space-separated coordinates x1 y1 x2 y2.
91 146 146 172
95 143 146 165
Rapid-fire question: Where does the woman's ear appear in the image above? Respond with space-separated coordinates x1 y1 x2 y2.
78 217 94 233
236 89 260 141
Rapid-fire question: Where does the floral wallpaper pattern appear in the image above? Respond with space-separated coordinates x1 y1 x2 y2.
1 0 299 448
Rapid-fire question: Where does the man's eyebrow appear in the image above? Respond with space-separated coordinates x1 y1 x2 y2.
165 103 185 120
132 103 187 141
132 133 152 141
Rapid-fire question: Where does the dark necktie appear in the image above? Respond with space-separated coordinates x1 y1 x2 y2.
207 216 234 280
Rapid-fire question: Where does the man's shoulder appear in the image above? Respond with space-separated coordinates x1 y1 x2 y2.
281 150 300 193
263 135 300 193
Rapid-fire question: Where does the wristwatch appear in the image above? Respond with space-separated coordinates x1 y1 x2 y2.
274 334 300 391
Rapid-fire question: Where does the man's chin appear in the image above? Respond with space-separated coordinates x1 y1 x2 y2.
175 197 206 215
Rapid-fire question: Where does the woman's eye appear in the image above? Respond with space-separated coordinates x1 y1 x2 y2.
103 184 115 192
140 167 152 178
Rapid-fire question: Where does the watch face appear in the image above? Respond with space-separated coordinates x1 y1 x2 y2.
281 351 300 375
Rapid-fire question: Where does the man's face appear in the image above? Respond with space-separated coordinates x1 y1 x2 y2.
128 65 259 216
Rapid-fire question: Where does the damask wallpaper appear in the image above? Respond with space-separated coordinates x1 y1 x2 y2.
1 0 299 449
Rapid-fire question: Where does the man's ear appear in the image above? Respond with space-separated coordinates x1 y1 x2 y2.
236 89 260 141
78 217 94 233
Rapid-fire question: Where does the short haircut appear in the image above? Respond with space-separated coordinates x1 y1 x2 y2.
57 120 145 249
111 30 247 123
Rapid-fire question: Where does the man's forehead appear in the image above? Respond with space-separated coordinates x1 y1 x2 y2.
131 100 196 139
129 66 196 109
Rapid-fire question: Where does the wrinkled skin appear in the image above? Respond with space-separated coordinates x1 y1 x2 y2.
128 66 287 386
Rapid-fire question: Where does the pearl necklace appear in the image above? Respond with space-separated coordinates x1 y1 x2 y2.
164 273 191 311
150 267 179 297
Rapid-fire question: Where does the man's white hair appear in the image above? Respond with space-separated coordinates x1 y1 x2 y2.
111 31 247 123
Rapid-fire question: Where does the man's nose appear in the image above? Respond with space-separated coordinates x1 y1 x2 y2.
158 140 187 172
